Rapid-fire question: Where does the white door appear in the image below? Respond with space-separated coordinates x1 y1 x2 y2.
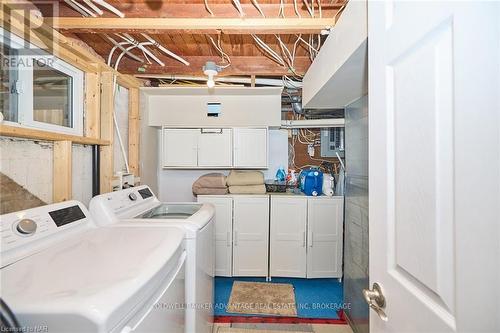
162 128 198 167
369 1 500 332
197 196 233 277
306 197 343 278
198 129 233 167
232 196 269 277
270 196 307 278
233 128 268 168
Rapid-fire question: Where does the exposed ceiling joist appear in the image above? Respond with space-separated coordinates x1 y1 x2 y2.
51 17 335 34
116 55 311 76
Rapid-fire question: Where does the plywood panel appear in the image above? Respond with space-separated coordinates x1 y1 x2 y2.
85 72 101 139
128 88 140 176
99 72 114 193
53 140 72 202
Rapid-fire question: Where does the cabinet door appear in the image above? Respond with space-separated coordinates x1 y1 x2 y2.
307 197 344 278
233 128 268 168
232 196 269 276
162 129 199 167
197 196 233 277
197 129 233 167
270 196 307 278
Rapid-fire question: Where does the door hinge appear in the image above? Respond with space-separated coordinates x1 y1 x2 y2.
11 80 23 94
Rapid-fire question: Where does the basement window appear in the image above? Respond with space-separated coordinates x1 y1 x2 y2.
0 28 84 135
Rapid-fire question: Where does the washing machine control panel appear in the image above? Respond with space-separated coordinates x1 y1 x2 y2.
100 185 157 214
15 218 37 235
1 201 91 263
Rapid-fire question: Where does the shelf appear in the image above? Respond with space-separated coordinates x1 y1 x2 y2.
0 125 110 145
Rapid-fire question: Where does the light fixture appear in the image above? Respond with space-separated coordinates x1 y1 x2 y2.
203 61 221 88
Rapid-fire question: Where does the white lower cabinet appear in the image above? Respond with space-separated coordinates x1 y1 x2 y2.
270 197 308 278
197 196 233 277
232 196 269 277
199 194 343 278
197 195 269 277
306 197 344 278
270 196 344 279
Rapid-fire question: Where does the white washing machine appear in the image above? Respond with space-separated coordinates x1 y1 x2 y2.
89 185 215 333
0 200 186 333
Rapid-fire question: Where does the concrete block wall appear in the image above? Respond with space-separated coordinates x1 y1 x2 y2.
0 137 94 213
0 138 53 205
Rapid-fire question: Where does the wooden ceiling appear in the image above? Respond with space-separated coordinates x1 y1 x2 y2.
32 0 347 77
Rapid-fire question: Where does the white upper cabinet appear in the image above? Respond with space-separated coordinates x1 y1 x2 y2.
197 129 233 167
307 197 344 278
162 129 199 167
232 196 269 277
270 196 308 278
233 128 268 168
162 127 267 169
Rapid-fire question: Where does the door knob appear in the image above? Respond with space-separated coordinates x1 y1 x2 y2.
363 283 388 321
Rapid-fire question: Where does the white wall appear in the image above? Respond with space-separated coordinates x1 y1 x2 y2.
139 91 159 195
157 129 289 202
113 85 129 174
72 144 93 207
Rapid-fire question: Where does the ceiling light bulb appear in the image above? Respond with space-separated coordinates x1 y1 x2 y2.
207 74 215 88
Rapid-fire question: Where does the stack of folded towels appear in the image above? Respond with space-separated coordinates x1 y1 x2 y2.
192 173 228 195
226 170 266 194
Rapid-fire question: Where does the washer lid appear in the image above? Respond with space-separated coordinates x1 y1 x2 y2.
1 226 185 332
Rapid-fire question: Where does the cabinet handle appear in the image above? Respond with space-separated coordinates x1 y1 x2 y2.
201 128 223 134
308 231 313 247
302 231 306 247
226 231 231 247
234 231 238 246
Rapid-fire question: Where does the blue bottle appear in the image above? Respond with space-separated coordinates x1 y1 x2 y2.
275 166 286 182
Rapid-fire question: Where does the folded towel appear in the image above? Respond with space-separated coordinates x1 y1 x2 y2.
193 187 229 196
228 184 266 194
226 170 265 186
193 173 227 189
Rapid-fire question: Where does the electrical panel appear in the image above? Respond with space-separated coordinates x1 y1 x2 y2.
320 128 345 158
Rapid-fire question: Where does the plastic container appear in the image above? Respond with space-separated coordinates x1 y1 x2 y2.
300 169 323 196
275 166 286 182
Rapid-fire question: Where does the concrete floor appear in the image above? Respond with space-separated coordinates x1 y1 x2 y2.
213 323 353 333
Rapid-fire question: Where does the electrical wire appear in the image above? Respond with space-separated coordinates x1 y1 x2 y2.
204 0 214 16
252 0 266 17
208 35 231 68
252 34 285 66
232 0 245 16
302 0 314 17
293 0 301 18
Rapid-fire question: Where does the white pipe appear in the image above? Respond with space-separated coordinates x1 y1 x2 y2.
141 33 190 66
82 0 103 15
91 0 125 17
70 0 97 17
135 74 303 88
119 34 164 66
106 37 143 64
63 0 91 17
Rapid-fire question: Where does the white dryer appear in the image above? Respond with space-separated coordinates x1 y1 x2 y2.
89 185 215 333
0 200 186 333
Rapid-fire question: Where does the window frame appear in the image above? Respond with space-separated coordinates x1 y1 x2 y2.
1 28 84 136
